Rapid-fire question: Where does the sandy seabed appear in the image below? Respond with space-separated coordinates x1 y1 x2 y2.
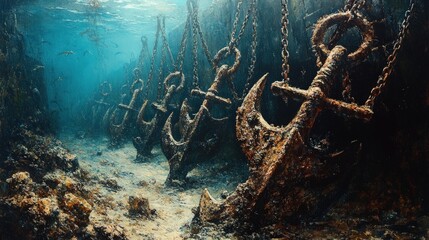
58 130 246 239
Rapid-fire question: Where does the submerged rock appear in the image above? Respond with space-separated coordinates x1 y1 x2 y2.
0 171 94 239
4 129 79 181
127 195 153 219
93 223 128 240
100 178 122 191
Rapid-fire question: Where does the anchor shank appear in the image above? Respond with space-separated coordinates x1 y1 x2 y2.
119 89 140 127
290 46 347 139
201 65 232 108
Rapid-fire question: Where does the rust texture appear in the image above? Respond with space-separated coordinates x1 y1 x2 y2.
196 12 375 229
133 71 185 161
161 47 241 185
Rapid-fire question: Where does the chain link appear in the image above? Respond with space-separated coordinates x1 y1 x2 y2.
194 1 214 66
160 17 175 70
227 0 258 102
342 71 355 102
228 0 243 51
234 1 253 49
175 4 192 73
138 36 149 70
241 0 258 99
281 0 290 83
365 0 415 109
191 0 200 90
144 16 161 99
157 17 168 100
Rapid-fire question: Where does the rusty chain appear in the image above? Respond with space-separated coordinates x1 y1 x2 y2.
157 17 168 100
144 16 161 99
191 0 200 90
281 0 290 83
228 0 243 52
241 0 258 99
176 17 190 72
228 0 254 53
194 1 214 66
365 0 415 109
342 71 355 102
228 0 258 101
138 36 149 70
160 17 175 70
175 1 192 73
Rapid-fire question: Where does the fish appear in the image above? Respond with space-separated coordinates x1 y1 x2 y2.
83 50 93 56
58 51 74 56
40 40 52 45
32 65 45 71
80 29 91 36
115 52 123 56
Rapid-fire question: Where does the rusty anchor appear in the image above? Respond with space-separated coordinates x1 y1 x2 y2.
161 47 241 185
92 81 112 131
196 11 375 228
109 69 144 145
133 71 185 161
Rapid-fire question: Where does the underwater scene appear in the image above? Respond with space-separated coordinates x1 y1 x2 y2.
0 0 428 239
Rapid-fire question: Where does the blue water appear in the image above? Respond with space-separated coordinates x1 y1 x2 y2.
16 0 213 126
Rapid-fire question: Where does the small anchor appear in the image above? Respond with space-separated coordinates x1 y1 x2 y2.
197 12 375 226
92 81 112 130
161 47 241 185
109 69 144 145
133 71 185 161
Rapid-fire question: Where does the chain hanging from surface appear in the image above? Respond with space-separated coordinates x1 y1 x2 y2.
365 0 415 109
281 0 290 83
144 16 162 99
241 0 258 99
227 0 255 52
157 17 169 100
137 36 149 70
191 0 200 90
194 1 213 67
180 0 215 91
160 16 175 69
175 9 191 73
228 0 258 102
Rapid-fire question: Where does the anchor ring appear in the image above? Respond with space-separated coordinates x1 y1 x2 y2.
141 36 147 44
164 71 185 92
213 47 241 76
130 68 144 93
312 11 374 62
100 81 112 97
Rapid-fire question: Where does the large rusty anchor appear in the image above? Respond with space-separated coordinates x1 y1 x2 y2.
109 69 144 145
162 47 241 185
133 71 185 161
196 12 375 227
